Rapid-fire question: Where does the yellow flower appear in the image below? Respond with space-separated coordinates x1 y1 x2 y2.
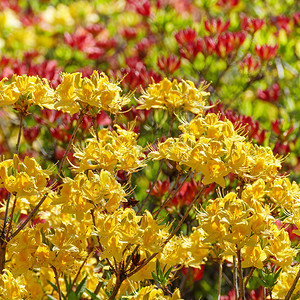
138 78 210 114
272 265 300 299
0 155 51 199
0 74 54 112
54 71 130 115
125 284 182 299
241 244 267 269
73 125 146 173
265 227 298 270
0 270 28 300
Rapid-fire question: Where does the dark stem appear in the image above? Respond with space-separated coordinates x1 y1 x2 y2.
94 272 107 295
71 250 92 287
93 115 100 142
16 113 24 155
52 112 84 183
179 267 191 295
137 113 175 215
244 266 255 287
108 273 124 300
52 266 62 300
218 261 223 300
237 248 245 300
5 196 17 241
124 245 139 271
233 255 239 300
153 171 181 220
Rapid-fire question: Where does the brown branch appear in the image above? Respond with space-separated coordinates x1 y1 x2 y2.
52 266 62 300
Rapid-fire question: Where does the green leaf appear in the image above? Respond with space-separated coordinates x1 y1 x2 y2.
151 272 159 282
68 291 78 300
47 280 58 293
75 276 88 297
164 266 173 280
85 288 102 300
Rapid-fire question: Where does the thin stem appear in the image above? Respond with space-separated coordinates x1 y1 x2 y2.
153 171 181 219
1 193 11 240
94 272 107 295
10 193 48 239
284 267 300 300
154 170 192 219
218 261 223 300
72 250 92 287
164 188 203 245
2 113 24 241
10 112 84 240
90 209 116 274
52 266 62 300
137 113 175 215
137 159 164 215
237 249 245 300
124 245 139 271
93 115 100 142
16 113 24 155
244 266 255 288
52 112 84 183
263 287 266 300
108 274 123 300
233 255 239 300
5 196 17 241
179 267 191 294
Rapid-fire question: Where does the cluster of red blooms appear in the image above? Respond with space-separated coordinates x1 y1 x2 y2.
0 54 62 87
64 25 117 61
257 83 280 103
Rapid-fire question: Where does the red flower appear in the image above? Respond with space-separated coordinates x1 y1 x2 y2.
204 18 230 35
217 0 239 9
257 83 280 102
271 15 292 35
255 44 278 60
126 0 151 17
23 125 40 144
157 55 181 74
175 28 197 45
215 31 246 57
239 54 260 73
240 14 264 33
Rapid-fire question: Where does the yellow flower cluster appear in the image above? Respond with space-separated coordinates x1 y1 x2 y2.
138 78 210 114
94 208 170 262
73 125 146 173
195 176 300 270
150 113 282 187
0 71 130 115
0 75 54 113
0 156 52 211
52 170 127 218
0 269 28 300
55 71 130 115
